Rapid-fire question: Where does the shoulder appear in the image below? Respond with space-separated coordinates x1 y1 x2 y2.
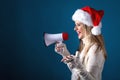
88 43 103 57
88 43 98 54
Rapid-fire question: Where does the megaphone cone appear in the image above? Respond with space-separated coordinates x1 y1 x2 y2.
43 32 69 46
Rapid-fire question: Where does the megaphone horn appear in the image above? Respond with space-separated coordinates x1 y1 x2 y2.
43 32 69 46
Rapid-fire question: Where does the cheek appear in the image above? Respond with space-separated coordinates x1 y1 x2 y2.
76 27 81 31
79 27 83 32
80 26 85 32
78 28 85 38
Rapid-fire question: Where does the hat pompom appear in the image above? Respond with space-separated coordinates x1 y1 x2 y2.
91 22 102 35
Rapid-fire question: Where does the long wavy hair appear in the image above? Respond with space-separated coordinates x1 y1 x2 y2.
78 24 107 59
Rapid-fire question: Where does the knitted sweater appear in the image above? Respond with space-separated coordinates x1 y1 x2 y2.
67 44 105 80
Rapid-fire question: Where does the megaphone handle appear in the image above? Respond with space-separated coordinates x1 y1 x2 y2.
58 41 63 44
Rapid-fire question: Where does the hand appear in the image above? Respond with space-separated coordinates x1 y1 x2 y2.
55 42 70 57
61 55 77 69
61 55 74 63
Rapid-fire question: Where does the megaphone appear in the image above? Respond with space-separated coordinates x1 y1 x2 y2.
43 32 69 46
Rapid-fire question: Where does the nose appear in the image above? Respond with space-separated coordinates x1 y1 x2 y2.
74 26 78 31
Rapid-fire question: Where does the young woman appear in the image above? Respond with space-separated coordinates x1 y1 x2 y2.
55 6 107 80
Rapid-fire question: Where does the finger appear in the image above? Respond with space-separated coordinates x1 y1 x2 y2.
66 56 73 59
61 58 65 62
55 41 60 47
61 58 67 62
56 42 65 47
66 56 71 58
56 47 61 52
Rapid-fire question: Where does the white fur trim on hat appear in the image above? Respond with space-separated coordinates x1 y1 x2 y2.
91 22 102 35
72 9 93 27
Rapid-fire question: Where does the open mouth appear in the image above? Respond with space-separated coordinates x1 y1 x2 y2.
77 31 81 35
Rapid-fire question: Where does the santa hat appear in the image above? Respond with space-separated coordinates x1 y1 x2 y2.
72 6 104 35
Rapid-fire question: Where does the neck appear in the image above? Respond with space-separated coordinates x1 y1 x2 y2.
82 35 91 46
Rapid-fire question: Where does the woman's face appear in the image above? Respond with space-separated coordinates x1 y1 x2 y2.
74 21 86 39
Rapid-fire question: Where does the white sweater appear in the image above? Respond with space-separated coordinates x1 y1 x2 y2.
67 44 105 80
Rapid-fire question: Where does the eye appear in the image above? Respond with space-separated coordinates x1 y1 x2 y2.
77 23 81 26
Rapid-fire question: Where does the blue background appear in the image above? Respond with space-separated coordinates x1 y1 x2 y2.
1 0 120 80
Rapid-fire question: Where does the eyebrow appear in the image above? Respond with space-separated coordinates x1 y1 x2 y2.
76 23 81 25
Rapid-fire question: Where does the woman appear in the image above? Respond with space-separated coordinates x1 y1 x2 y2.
55 6 107 80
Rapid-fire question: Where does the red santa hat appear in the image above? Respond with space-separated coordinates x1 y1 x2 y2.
72 6 104 35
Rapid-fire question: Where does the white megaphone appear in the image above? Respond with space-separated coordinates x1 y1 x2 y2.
43 32 69 46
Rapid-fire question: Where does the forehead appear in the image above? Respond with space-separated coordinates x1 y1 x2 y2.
75 20 83 24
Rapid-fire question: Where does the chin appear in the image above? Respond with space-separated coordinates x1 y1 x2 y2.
78 36 82 39
78 35 84 39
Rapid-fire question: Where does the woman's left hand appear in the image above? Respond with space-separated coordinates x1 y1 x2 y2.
61 55 82 69
61 55 74 63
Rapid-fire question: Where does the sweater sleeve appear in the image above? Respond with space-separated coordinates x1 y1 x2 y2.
67 44 105 80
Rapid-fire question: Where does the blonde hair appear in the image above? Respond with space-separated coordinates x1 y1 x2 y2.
78 25 107 59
